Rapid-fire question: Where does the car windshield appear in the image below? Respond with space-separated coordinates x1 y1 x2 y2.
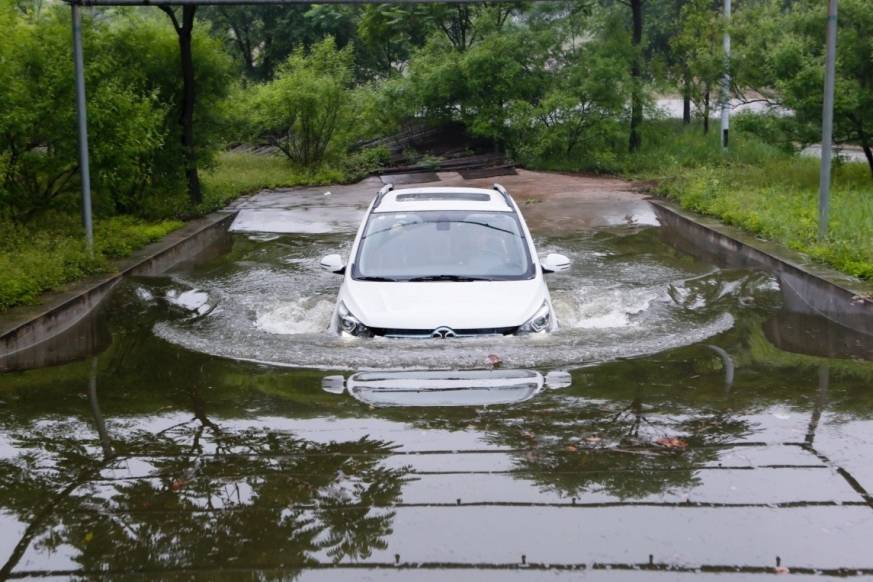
353 210 534 281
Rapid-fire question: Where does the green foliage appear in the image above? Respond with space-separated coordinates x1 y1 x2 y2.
386 27 551 146
0 215 180 310
648 132 873 280
201 152 347 211
731 111 807 153
251 38 355 168
0 5 233 220
671 0 725 124
459 29 548 144
200 5 310 81
340 146 390 182
0 4 165 220
97 11 234 204
510 17 630 163
735 0 873 176
355 4 432 77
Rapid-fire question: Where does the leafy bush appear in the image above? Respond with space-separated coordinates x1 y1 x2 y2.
341 147 390 181
0 7 233 221
389 28 549 147
732 112 809 153
251 38 355 168
0 6 165 220
509 29 629 165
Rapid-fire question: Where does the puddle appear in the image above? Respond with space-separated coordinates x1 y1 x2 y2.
1 178 872 578
142 228 760 370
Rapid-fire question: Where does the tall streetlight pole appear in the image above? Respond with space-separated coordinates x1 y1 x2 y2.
720 0 731 150
819 0 838 240
71 3 94 253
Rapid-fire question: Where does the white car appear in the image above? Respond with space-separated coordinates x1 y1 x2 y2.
320 183 570 338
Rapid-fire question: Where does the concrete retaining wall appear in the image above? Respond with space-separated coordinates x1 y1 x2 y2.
651 200 873 337
0 211 235 365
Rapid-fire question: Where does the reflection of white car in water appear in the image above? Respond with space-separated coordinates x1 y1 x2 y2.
322 370 573 407
320 184 571 338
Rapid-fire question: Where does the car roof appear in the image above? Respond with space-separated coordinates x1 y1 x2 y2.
372 187 514 213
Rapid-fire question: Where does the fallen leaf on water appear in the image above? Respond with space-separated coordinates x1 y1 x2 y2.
485 354 502 368
170 479 189 492
565 445 578 453
83 532 94 543
654 437 688 450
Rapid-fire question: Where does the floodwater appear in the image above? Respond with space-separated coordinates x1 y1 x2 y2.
1 174 873 580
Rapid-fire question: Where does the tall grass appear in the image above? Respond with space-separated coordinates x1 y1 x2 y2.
654 136 873 280
0 215 181 310
200 152 347 212
0 151 362 312
525 120 873 281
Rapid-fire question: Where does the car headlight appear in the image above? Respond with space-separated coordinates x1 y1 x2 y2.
337 301 371 337
519 301 551 334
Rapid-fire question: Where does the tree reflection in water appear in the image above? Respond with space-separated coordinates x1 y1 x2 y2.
412 393 752 500
0 367 410 577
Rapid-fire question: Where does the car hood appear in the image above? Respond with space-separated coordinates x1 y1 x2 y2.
340 278 547 330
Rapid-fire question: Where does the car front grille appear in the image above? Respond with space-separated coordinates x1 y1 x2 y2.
369 326 519 339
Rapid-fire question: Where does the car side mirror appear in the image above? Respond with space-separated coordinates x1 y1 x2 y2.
320 254 345 274
540 253 571 273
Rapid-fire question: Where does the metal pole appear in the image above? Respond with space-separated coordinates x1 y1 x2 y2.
819 0 838 240
720 0 731 150
72 3 94 253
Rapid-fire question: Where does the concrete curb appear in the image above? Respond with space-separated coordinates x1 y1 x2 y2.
0 211 236 360
650 198 872 336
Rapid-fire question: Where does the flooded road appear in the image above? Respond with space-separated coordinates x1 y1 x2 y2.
1 171 873 580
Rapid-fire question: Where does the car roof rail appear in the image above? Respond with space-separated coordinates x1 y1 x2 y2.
492 183 513 208
373 183 394 209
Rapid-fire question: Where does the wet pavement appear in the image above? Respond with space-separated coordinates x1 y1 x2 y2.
1 170 873 580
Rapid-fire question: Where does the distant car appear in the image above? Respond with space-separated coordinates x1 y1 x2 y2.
320 183 570 338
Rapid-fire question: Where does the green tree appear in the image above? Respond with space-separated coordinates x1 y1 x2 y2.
98 11 233 211
355 4 433 78
736 0 873 177
0 4 165 220
672 0 727 134
458 29 548 146
253 38 355 168
510 25 629 162
202 4 357 82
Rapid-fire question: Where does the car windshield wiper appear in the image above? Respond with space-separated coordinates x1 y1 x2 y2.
406 275 494 282
452 220 518 236
355 276 400 282
363 221 425 238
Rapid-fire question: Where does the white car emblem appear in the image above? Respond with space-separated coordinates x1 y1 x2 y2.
431 326 457 339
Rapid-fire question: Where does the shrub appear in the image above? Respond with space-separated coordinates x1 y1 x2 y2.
251 38 355 168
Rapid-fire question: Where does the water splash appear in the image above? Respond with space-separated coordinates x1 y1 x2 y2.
145 229 770 371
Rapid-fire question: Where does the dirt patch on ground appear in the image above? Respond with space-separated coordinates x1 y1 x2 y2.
400 169 656 232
